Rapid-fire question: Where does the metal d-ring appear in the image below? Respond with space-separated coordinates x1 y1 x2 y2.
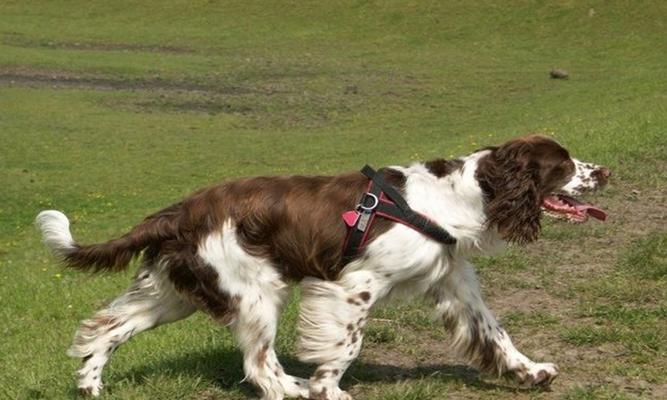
358 192 379 211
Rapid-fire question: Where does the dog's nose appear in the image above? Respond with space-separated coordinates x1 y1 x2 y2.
592 167 611 184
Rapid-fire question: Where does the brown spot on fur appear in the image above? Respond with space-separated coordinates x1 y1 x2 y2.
310 387 329 400
358 291 371 302
160 245 240 323
255 342 270 367
444 310 505 375
508 363 529 384
463 315 503 375
442 312 457 331
336 340 344 346
314 369 328 380
78 387 93 396
93 315 117 326
347 323 354 331
424 158 464 178
496 326 505 338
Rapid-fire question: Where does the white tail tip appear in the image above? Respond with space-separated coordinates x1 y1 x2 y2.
36 210 75 258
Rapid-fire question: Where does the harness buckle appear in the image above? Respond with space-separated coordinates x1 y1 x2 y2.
357 192 379 212
355 193 378 232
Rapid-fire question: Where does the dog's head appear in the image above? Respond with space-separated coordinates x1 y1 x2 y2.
476 135 608 244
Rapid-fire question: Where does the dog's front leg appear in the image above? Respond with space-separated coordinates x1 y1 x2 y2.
433 261 558 387
297 271 387 400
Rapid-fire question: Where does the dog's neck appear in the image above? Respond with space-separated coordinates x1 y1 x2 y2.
391 150 505 256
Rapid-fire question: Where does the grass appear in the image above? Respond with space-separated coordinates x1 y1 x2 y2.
561 232 666 384
1 1 666 399
618 233 667 280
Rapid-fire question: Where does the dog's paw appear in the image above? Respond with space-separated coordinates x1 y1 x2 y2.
307 386 353 400
282 375 310 398
511 362 559 388
77 382 102 397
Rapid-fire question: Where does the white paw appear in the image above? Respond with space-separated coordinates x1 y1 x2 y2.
77 382 102 397
513 362 559 388
77 368 103 397
281 375 310 398
308 386 352 400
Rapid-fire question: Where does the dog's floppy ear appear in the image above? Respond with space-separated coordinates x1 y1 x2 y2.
477 141 542 244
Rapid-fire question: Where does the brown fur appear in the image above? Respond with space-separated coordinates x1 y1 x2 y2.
424 158 464 178
60 170 409 281
56 169 409 320
63 202 182 272
476 135 575 244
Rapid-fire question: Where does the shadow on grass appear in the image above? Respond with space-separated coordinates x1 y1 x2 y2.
115 346 536 396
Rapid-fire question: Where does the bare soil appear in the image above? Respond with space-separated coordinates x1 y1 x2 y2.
0 67 259 94
2 31 194 53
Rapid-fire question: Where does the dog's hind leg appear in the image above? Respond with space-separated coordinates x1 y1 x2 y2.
228 284 310 400
69 264 196 397
197 225 310 400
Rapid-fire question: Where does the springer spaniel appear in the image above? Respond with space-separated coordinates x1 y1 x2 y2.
37 135 609 399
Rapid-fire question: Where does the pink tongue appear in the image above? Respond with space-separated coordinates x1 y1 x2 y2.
575 204 608 221
559 195 608 221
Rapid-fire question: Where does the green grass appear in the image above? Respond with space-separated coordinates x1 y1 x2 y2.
1 1 666 399
563 386 635 400
618 233 667 280
561 232 666 383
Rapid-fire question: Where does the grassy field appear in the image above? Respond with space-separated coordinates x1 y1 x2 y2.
1 1 665 399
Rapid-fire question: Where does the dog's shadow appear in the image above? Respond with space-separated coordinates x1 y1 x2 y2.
113 346 529 397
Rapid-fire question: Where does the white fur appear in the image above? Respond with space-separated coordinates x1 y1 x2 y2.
562 158 607 195
69 264 196 396
198 221 308 400
35 210 75 259
298 271 383 399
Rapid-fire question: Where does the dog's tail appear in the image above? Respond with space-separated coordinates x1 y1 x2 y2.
36 205 181 273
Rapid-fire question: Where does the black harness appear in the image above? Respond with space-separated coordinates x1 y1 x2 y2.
341 165 457 265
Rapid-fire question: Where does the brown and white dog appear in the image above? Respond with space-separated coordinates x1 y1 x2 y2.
37 135 609 399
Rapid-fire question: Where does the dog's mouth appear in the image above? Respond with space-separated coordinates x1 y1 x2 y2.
542 194 607 223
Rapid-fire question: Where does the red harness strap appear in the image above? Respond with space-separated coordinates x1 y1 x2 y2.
341 165 457 265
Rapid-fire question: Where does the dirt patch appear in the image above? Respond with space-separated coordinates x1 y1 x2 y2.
2 32 194 54
134 98 254 115
0 67 259 95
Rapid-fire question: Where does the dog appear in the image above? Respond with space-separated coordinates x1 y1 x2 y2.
37 134 609 399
